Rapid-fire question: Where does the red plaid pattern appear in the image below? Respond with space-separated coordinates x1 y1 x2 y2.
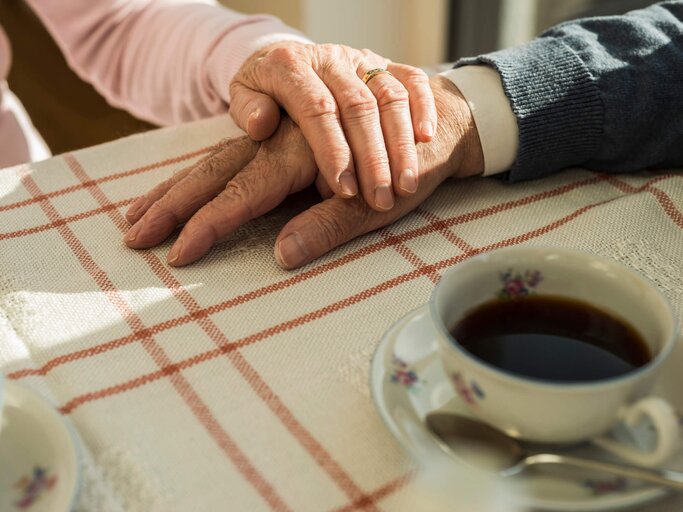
1 115 682 511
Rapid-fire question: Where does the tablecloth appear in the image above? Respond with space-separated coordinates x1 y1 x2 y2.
1 114 682 511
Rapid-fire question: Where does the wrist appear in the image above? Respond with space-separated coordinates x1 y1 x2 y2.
419 76 484 180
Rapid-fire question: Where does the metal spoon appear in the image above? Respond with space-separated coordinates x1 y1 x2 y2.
425 410 683 490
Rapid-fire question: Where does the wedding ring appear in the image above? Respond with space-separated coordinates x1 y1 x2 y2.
362 68 393 84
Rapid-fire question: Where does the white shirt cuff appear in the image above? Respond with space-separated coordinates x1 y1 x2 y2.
439 65 518 176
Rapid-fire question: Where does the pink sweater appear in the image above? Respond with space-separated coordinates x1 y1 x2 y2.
0 0 309 168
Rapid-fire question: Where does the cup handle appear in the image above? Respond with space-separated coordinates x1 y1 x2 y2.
592 397 681 467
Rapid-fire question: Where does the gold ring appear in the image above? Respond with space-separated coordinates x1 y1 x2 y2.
362 68 393 85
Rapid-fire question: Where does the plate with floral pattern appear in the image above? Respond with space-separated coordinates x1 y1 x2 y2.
370 305 683 511
0 381 81 511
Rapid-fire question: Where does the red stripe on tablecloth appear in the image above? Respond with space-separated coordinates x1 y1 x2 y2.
64 155 378 510
381 227 440 284
21 169 291 512
8 173 624 380
330 473 413 512
415 208 475 253
58 199 607 414
604 176 683 229
0 145 218 213
0 198 136 240
649 186 683 228
1 172 603 238
395 207 475 283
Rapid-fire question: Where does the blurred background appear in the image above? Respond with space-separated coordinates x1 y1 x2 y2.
0 0 655 156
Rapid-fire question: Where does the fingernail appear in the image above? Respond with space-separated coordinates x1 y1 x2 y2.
420 121 435 138
125 200 145 222
399 169 417 193
168 238 184 265
374 184 394 211
125 221 143 243
338 171 358 197
247 109 261 134
276 232 308 268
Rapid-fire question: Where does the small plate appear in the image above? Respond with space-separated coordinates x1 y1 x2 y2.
370 305 683 511
0 381 81 511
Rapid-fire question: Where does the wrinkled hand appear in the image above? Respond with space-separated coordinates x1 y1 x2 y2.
124 77 482 268
229 41 437 211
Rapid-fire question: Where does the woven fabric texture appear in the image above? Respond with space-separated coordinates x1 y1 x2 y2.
1 115 682 511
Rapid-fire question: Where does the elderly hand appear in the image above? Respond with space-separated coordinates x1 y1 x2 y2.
229 41 437 211
124 77 481 268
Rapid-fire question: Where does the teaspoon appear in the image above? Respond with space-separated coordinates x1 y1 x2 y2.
425 411 683 490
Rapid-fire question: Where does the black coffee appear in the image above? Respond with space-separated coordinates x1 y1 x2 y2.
450 295 651 382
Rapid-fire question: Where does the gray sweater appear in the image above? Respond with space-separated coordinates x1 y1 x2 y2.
457 1 683 181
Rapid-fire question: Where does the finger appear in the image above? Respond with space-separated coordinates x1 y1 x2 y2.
234 49 357 198
320 69 394 210
229 81 282 141
125 164 195 225
124 137 258 249
361 70 419 197
315 173 334 199
167 157 294 267
274 195 389 269
388 63 436 143
274 158 450 269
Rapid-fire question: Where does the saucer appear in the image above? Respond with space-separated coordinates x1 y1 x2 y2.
370 305 683 511
0 380 81 511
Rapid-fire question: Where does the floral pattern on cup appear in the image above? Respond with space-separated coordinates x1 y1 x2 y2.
497 269 543 299
14 467 58 509
390 356 424 393
583 476 628 495
451 372 485 408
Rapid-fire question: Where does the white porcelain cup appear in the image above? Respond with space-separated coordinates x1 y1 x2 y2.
432 246 680 466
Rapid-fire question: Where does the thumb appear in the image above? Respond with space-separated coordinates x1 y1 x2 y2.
274 196 387 269
229 81 281 141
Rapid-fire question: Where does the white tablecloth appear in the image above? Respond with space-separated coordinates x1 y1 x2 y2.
1 115 682 511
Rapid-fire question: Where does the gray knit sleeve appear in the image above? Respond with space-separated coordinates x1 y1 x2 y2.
456 1 683 181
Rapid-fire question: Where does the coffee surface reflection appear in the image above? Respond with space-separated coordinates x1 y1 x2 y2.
450 296 651 382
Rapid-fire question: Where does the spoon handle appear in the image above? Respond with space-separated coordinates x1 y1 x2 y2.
503 453 683 491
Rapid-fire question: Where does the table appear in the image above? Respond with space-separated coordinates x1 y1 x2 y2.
1 115 682 511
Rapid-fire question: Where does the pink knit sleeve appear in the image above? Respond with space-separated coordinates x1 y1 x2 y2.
26 0 311 126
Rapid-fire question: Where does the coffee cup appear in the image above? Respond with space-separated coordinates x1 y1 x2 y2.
431 246 680 466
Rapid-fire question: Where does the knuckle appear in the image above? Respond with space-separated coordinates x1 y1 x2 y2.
392 140 417 160
146 199 180 225
403 68 429 86
338 88 377 119
308 209 348 247
301 95 338 120
311 44 336 70
221 180 256 219
317 57 336 79
361 152 390 175
198 155 228 181
265 45 299 67
319 43 338 56
313 199 373 244
222 179 249 203
375 83 409 108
